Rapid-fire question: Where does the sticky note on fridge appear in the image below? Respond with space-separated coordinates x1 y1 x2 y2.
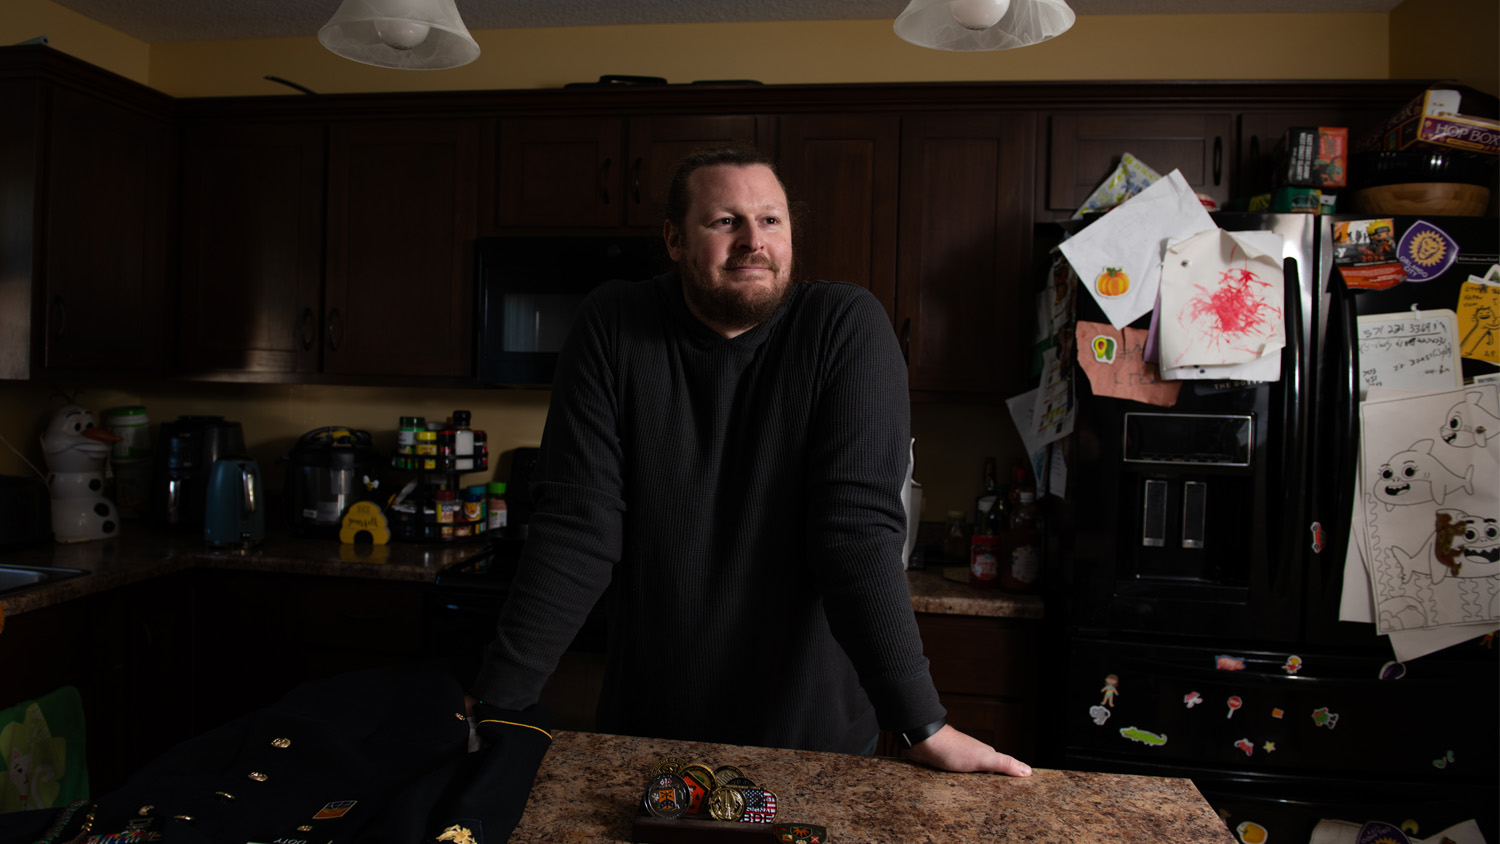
1355 309 1462 399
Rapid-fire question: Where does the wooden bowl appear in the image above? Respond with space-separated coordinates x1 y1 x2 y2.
1348 182 1491 216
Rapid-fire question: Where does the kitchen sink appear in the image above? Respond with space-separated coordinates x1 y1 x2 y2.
0 565 88 596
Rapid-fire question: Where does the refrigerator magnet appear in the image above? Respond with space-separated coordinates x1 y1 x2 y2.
1215 654 1247 671
1089 705 1111 726
1432 749 1456 768
1380 660 1407 680
1311 707 1340 729
1118 726 1167 746
1100 674 1120 707
1233 738 1255 756
1183 691 1203 709
1235 821 1269 844
1282 655 1303 674
1397 221 1460 282
1227 696 1243 718
1271 707 1284 719
1263 741 1277 753
1355 820 1412 844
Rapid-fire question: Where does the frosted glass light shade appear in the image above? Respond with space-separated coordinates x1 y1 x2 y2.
894 0 1076 51
319 0 480 70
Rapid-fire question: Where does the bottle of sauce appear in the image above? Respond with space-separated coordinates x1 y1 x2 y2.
973 457 998 528
1002 488 1042 591
487 482 508 534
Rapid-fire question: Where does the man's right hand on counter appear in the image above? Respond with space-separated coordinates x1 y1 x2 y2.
907 724 1033 776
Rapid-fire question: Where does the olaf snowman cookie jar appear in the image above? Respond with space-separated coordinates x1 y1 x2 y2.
41 404 122 543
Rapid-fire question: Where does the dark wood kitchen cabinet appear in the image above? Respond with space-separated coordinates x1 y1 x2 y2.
777 113 901 316
178 122 326 375
1041 110 1233 218
488 114 765 232
324 119 479 378
915 613 1040 762
0 49 173 380
897 112 1036 398
176 117 478 380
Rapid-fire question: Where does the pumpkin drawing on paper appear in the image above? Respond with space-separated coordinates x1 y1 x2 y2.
1096 267 1130 298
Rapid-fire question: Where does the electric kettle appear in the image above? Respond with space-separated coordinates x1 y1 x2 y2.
204 457 265 549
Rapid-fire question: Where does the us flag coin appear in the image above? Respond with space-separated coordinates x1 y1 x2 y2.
740 787 778 823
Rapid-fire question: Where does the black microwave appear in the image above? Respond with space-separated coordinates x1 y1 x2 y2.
475 235 673 385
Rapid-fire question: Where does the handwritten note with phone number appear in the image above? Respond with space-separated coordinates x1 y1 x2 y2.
1356 310 1460 395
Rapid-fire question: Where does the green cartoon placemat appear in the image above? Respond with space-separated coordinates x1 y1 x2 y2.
0 685 88 812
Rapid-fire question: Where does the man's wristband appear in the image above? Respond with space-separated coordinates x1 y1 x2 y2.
897 716 947 748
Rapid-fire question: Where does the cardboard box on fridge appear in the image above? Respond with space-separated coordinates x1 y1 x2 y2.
1276 126 1348 188
1355 88 1500 156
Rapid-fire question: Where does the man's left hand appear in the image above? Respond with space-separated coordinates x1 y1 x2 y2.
906 724 1032 776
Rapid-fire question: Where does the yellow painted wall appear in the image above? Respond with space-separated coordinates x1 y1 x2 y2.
141 15 1395 98
1390 0 1499 95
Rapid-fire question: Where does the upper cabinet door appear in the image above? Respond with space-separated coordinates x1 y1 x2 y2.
1043 111 1233 216
178 123 326 375
490 114 763 232
776 113 900 321
41 86 172 374
493 116 623 230
325 120 479 378
897 112 1036 398
624 114 762 228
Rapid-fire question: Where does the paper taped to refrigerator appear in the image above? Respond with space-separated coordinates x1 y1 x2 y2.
1158 228 1286 375
1059 170 1217 330
1357 384 1499 637
1355 309 1463 399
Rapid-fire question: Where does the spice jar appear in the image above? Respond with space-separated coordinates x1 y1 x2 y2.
970 534 999 588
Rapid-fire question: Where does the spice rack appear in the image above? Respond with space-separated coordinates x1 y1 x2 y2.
387 411 491 543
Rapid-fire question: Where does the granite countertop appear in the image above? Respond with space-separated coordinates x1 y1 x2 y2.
511 731 1234 844
905 566 1044 620
2 528 1044 623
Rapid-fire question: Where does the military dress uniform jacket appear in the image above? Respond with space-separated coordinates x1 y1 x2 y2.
0 665 551 844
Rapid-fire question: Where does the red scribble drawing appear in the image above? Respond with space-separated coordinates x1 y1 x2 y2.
1175 262 1284 364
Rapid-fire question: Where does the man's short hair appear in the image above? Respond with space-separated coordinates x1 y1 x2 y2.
663 146 787 229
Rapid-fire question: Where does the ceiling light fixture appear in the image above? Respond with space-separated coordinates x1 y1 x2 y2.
319 0 480 70
894 0 1076 51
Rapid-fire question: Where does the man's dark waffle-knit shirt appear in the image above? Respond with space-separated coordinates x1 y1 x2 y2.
474 271 944 754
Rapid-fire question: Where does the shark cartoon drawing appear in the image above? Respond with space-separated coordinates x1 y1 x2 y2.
1373 440 1474 511
1391 508 1500 584
1439 392 1499 448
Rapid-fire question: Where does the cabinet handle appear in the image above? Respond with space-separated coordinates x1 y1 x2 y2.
599 157 612 205
632 156 643 205
1212 136 1223 186
52 294 67 342
326 307 342 352
299 308 315 351
900 317 911 366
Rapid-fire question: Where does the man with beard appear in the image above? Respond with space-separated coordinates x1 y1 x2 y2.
471 147 1030 776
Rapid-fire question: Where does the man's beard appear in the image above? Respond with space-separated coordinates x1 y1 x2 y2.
680 256 795 333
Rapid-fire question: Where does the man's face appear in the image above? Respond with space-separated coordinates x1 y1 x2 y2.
665 163 794 338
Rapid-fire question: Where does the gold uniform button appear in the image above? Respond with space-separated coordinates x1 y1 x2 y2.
298 825 313 832
271 737 292 749
248 772 270 783
454 712 467 721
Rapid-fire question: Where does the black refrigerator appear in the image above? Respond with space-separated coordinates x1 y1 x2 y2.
1045 212 1499 844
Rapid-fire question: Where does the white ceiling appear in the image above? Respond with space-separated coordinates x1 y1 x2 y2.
53 0 1404 43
